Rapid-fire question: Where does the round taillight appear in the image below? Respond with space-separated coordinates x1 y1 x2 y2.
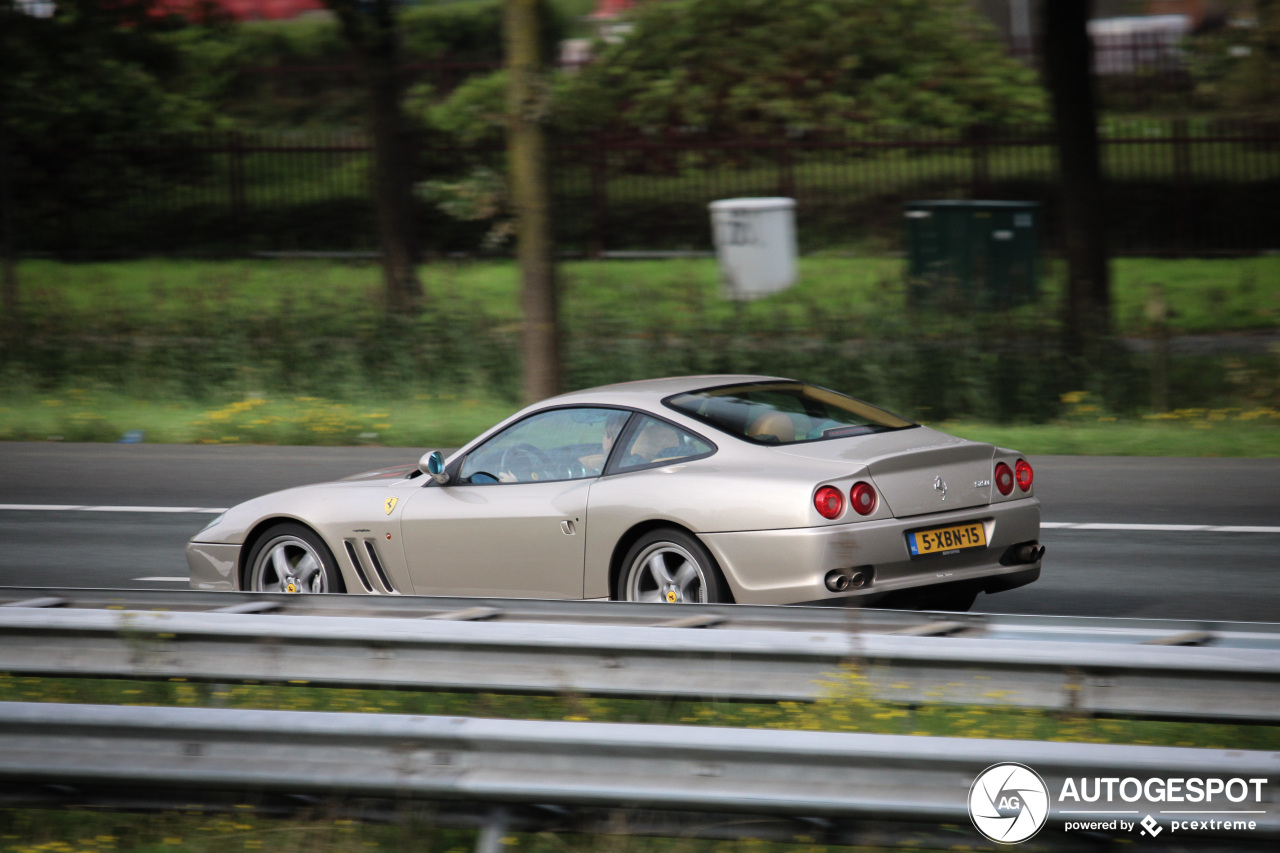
994 462 1014 496
814 486 844 520
1015 458 1033 492
850 481 877 516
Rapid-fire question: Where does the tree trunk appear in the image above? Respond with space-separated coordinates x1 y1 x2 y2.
505 0 561 403
329 0 423 316
1043 0 1110 358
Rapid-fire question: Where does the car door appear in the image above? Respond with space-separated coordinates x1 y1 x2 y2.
398 407 631 598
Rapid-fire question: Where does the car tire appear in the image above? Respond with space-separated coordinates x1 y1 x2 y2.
618 528 731 604
244 522 345 594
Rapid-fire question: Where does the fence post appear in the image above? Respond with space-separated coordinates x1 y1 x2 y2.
776 143 795 199
968 123 990 197
228 131 246 254
1172 118 1192 248
1172 117 1190 183
589 136 608 257
0 128 18 331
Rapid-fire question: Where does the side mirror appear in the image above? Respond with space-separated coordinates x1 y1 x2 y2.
418 450 450 485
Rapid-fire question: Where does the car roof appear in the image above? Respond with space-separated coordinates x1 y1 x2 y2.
541 374 791 409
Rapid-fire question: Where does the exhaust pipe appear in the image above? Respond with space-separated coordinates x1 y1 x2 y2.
1004 542 1046 565
825 567 872 593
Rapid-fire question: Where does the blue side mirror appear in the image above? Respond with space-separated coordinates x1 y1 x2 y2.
418 450 450 485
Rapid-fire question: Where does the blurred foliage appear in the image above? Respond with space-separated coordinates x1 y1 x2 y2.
551 0 1046 139
0 0 222 144
163 0 565 130
0 0 235 259
1190 0 1280 113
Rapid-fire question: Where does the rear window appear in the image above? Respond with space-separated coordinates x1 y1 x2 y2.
664 382 915 446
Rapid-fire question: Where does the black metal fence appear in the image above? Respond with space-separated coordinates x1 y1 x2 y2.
7 119 1278 258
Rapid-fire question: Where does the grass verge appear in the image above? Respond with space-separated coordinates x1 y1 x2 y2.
1 390 1276 455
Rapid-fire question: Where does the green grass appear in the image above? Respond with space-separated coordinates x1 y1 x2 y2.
3 256 1277 446
1 390 1277 455
4 671 1276 750
11 255 1277 334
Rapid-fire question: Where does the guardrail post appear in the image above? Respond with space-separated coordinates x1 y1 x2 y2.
475 806 510 853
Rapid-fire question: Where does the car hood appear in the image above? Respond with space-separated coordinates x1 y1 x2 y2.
340 463 421 481
771 426 997 517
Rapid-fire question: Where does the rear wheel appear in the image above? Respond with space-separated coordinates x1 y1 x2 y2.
244 522 344 593
619 528 730 604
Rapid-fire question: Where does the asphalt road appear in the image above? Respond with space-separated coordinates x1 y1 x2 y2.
1 443 1277 621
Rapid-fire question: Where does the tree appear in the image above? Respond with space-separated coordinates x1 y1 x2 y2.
325 0 424 316
504 0 560 402
0 0 216 317
558 0 1045 137
1043 0 1110 356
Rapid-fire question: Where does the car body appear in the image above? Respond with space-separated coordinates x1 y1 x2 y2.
187 375 1042 610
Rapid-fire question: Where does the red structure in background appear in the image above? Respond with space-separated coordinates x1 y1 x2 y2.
157 0 324 22
591 0 635 18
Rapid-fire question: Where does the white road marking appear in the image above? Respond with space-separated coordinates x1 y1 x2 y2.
1041 522 1280 533
1 506 1276 534
0 504 226 513
134 577 189 582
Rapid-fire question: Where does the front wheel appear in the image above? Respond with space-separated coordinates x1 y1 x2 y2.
244 522 345 593
619 528 730 604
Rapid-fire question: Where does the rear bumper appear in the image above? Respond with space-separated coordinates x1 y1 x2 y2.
186 541 242 591
700 497 1041 606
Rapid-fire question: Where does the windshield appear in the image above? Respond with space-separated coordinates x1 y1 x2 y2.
664 382 915 446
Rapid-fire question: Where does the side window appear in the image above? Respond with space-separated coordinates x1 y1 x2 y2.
459 408 630 484
614 416 713 472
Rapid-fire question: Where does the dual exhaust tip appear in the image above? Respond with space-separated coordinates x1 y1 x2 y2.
1010 542 1047 565
825 567 871 593
825 541 1045 593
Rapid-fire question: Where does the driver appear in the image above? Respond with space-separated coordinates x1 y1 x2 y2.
579 410 628 476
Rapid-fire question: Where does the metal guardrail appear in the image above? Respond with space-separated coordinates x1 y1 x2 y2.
1 587 1278 722
2 702 1277 848
4 586 1280 647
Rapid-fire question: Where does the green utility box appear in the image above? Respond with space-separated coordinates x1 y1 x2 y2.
904 200 1040 306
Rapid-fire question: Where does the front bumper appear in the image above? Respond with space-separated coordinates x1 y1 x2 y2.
700 497 1041 606
186 541 242 591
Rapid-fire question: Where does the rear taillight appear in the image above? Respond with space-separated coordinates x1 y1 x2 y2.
1015 458 1033 492
850 481 877 516
814 486 844 519
994 462 1014 496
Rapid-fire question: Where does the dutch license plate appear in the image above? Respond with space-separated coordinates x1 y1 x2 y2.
908 521 987 557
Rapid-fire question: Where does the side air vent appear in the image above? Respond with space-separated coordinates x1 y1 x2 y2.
342 540 374 593
363 539 398 593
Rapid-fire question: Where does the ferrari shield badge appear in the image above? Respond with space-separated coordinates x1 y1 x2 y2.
384 497 398 515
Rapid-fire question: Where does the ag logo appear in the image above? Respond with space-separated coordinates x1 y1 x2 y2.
384 497 398 515
969 763 1050 844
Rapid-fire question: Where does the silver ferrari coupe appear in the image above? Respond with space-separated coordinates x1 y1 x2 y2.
187 375 1043 611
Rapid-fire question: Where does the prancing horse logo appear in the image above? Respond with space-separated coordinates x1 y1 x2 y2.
384 496 398 515
934 475 948 500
